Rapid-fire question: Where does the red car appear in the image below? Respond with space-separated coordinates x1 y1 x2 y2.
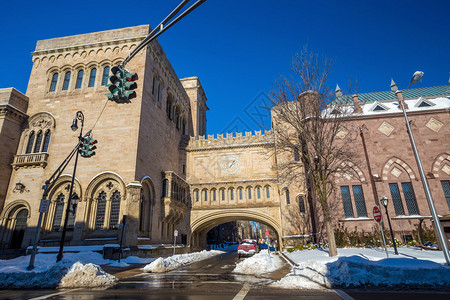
237 239 258 258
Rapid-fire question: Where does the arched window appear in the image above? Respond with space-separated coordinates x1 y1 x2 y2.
101 66 110 86
75 70 84 89
62 71 71 90
166 96 172 119
257 187 261 199
221 189 225 201
247 187 252 199
139 189 145 231
238 188 243 200
266 186 270 199
162 179 169 197
109 191 121 229
298 195 306 213
203 189 208 201
33 131 43 153
52 194 65 231
49 73 58 92
195 190 199 202
95 191 107 229
285 189 290 205
212 189 216 201
67 193 78 230
25 131 35 154
88 68 97 87
42 130 51 152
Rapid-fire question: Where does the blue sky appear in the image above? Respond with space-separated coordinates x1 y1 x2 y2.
1 0 449 134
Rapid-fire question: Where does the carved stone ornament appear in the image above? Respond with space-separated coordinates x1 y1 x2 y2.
31 118 53 129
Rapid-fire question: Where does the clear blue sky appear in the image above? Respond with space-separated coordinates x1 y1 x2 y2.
1 0 449 134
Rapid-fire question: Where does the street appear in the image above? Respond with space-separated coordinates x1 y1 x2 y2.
1 251 450 300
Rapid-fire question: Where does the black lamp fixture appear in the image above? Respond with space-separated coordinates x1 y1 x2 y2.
380 196 398 255
70 118 78 131
71 193 80 215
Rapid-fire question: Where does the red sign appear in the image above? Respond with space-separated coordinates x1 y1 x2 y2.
373 206 382 223
265 230 269 237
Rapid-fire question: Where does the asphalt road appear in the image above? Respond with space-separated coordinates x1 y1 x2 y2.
1 251 450 300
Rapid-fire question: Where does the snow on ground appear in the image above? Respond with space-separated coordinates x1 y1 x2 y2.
143 250 224 273
0 251 154 289
233 250 284 276
272 247 450 289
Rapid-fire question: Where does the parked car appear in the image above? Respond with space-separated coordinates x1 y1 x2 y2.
237 239 258 258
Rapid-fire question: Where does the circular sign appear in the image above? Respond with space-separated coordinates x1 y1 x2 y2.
373 206 382 223
221 156 241 175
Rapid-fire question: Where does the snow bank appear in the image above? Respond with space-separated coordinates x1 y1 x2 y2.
59 262 117 288
273 247 450 289
233 250 284 275
143 250 223 273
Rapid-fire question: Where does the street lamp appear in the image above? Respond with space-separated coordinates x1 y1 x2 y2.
380 196 398 255
397 72 450 265
56 111 84 262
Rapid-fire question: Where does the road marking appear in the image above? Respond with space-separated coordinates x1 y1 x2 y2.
333 289 355 300
233 283 252 300
29 288 82 300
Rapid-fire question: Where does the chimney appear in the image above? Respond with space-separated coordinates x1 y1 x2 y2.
352 94 362 113
395 90 408 109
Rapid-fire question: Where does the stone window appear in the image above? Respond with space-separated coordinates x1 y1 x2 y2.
25 131 35 154
221 189 225 201
203 189 208 201
162 179 169 197
266 186 270 199
238 188 243 200
257 187 261 199
109 191 121 229
49 73 58 92
62 71 71 90
352 185 367 217
33 131 43 153
298 195 306 213
95 192 107 229
401 182 419 215
340 186 354 218
212 189 216 201
88 68 97 87
42 130 51 152
195 190 199 202
101 66 110 86
229 188 234 201
441 180 450 209
75 70 84 89
66 193 78 230
52 194 65 231
285 189 290 205
388 183 406 216
247 187 252 199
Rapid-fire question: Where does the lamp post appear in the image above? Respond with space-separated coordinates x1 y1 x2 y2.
56 111 84 262
397 72 450 265
380 196 398 255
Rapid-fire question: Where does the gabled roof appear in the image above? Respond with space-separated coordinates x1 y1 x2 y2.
333 85 450 104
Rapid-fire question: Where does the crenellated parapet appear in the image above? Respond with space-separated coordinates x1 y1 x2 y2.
186 130 274 151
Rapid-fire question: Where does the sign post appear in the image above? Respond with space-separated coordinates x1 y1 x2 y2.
173 229 178 256
373 206 389 258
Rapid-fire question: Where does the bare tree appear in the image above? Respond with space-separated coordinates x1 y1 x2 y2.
270 48 359 257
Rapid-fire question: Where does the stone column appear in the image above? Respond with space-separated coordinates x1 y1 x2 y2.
125 181 142 246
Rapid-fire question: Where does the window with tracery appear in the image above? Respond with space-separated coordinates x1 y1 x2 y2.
109 191 121 229
52 194 65 231
95 192 107 229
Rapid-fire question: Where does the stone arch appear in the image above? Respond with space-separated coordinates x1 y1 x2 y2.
56 54 63 61
189 209 283 250
33 58 40 69
19 112 56 154
0 200 30 249
121 45 129 52
431 153 450 178
64 53 71 60
44 174 82 231
85 172 126 231
139 176 156 235
88 50 96 57
382 157 416 181
335 161 367 183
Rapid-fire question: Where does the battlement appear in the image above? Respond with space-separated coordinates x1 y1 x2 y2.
186 130 274 150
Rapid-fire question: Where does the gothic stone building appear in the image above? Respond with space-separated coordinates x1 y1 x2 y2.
0 25 449 253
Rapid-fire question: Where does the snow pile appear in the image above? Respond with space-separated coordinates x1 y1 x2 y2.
272 247 450 289
59 262 117 288
233 250 284 275
143 250 223 273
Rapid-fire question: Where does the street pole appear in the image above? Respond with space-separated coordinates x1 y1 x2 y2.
383 204 398 255
399 72 450 265
56 111 84 262
379 222 389 258
173 229 178 256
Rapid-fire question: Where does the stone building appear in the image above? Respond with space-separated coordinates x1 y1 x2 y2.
0 24 448 254
0 25 305 253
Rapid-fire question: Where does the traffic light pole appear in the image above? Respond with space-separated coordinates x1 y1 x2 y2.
56 111 84 262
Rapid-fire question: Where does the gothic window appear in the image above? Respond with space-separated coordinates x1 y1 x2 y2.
212 189 216 201
195 190 199 202
62 71 71 90
75 70 84 89
298 195 306 213
101 66 110 86
352 185 367 217
388 183 406 216
401 182 419 215
25 131 35 154
42 130 51 152
441 180 450 209
285 189 290 205
109 191 121 229
248 187 252 199
52 194 65 231
95 192 107 229
162 179 169 197
230 188 234 201
203 189 208 201
257 187 261 199
34 131 43 153
88 68 97 87
49 73 58 92
266 186 270 199
221 189 225 201
238 188 243 200
340 186 354 218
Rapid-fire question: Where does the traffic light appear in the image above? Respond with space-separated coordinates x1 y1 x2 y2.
106 66 124 102
79 136 97 158
123 70 138 101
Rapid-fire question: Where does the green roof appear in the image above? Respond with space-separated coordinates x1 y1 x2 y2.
333 85 450 105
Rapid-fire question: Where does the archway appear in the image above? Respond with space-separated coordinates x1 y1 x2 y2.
10 209 28 249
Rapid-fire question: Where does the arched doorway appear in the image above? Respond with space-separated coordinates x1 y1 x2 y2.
10 208 29 249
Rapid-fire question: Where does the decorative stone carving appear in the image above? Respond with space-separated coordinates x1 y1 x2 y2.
378 121 395 137
425 117 444 133
391 167 402 178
